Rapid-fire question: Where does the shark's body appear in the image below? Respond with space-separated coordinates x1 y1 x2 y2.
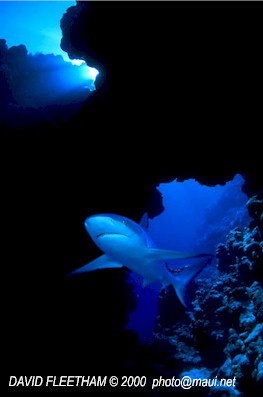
70 213 213 307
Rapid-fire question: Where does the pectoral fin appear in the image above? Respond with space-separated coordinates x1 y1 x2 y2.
147 248 214 262
68 254 123 276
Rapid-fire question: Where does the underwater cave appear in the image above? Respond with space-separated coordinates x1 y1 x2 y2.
2 2 263 397
125 174 263 396
127 175 251 338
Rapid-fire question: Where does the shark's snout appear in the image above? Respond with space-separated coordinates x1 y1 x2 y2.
84 215 96 228
84 214 117 240
84 215 99 236
84 213 134 249
85 214 111 229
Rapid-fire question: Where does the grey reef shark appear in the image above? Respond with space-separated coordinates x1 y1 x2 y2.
69 213 214 308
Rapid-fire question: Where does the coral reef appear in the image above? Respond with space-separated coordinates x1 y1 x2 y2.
154 206 263 395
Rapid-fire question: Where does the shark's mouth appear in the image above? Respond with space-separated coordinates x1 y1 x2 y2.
96 232 129 238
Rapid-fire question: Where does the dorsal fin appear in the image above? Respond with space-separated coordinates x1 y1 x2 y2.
139 212 149 230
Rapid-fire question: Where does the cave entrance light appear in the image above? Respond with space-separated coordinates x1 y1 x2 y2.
70 59 99 91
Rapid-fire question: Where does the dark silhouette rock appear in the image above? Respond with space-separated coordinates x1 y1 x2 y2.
2 3 263 394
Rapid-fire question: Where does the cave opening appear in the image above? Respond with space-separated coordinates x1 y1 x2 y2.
127 174 251 343
149 174 250 255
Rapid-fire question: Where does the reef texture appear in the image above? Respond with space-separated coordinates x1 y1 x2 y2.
154 196 263 396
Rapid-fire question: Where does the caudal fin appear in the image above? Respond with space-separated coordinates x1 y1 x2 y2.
169 255 213 308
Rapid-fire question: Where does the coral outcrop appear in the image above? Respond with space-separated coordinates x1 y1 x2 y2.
155 213 263 395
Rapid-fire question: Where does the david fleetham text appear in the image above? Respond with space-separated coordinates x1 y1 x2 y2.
9 375 237 389
9 376 108 387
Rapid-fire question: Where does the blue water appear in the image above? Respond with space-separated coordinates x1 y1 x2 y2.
126 175 250 343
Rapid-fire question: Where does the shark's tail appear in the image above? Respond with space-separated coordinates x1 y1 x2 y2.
168 254 214 308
